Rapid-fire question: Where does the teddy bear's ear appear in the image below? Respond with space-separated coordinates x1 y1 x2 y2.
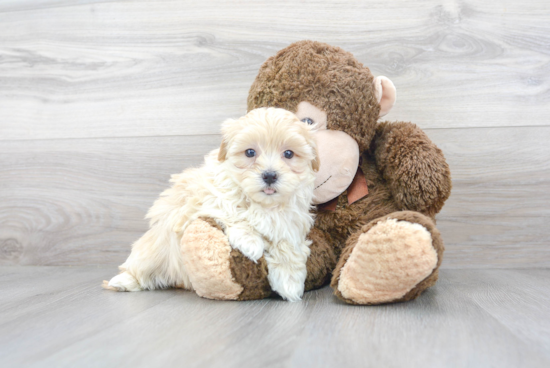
374 76 397 118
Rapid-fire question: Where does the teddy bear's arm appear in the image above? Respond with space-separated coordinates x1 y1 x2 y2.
372 121 452 217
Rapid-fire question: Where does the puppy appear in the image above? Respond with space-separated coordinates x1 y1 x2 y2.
104 107 319 301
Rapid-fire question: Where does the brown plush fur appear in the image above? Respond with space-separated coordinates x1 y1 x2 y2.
199 216 223 231
304 228 337 291
184 40 451 304
199 217 273 301
229 250 272 301
247 41 380 153
246 40 451 304
373 122 452 217
330 211 445 305
226 226 337 300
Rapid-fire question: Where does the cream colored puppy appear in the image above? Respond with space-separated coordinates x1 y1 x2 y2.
104 107 319 301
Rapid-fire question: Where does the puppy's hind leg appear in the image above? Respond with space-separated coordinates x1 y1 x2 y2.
102 231 155 292
103 253 146 292
103 223 189 292
102 271 142 292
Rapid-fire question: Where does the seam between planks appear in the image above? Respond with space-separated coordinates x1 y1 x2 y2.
1 125 549 144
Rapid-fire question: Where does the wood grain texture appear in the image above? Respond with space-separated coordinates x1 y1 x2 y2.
0 0 115 13
0 0 549 268
0 126 548 268
0 0 549 140
0 135 221 266
0 267 549 367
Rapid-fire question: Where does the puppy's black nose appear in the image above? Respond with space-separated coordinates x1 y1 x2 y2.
262 171 278 185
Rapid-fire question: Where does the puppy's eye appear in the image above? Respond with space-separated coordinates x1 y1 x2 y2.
283 150 294 159
245 149 256 158
301 118 314 125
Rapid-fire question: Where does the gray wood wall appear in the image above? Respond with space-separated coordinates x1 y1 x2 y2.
1 0 549 268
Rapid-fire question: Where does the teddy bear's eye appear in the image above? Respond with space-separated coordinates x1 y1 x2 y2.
301 118 314 125
245 149 256 158
283 150 294 159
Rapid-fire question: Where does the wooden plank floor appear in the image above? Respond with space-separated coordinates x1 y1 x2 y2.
0 267 549 368
1 127 548 268
1 2 548 366
1 0 549 268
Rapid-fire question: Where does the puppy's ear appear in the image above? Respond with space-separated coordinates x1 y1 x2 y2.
218 139 228 162
312 145 320 172
218 118 237 162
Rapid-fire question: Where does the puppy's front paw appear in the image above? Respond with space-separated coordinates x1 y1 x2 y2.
103 271 142 292
276 279 305 302
264 241 309 302
267 267 306 302
226 227 265 262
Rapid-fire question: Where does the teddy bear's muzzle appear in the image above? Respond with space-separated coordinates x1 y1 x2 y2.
312 129 360 205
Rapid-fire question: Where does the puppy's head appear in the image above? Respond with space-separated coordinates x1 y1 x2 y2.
218 107 319 207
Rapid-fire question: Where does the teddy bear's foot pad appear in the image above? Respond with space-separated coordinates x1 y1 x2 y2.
337 218 437 304
182 218 244 300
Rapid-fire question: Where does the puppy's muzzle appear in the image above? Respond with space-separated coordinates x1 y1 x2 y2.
262 171 278 185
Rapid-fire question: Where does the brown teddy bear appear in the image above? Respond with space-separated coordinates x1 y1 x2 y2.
181 40 452 304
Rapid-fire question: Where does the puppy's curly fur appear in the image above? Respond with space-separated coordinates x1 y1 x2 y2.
104 107 319 301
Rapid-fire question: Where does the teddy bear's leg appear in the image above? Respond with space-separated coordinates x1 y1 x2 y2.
181 218 338 300
181 217 272 301
305 227 337 292
330 211 444 305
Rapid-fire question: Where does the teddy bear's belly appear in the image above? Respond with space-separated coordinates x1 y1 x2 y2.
314 161 400 254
